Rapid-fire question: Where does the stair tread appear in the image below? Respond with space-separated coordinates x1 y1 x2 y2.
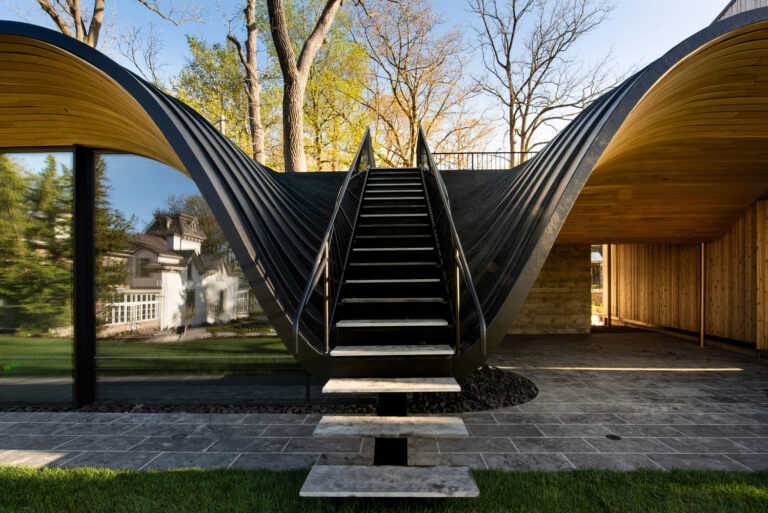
355 234 431 239
314 415 467 437
358 223 430 228
341 297 444 303
323 377 460 394
330 344 453 357
352 247 433 251
345 278 439 284
365 189 423 193
349 261 436 266
360 213 428 217
336 319 449 328
300 465 478 498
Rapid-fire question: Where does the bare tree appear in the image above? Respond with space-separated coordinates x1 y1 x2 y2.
266 0 344 173
31 0 201 49
353 0 486 167
468 0 616 162
227 0 265 164
116 23 166 85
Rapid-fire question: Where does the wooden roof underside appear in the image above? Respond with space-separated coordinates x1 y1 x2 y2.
558 21 768 244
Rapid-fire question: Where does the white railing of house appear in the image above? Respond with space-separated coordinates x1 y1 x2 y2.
105 291 160 328
236 289 249 317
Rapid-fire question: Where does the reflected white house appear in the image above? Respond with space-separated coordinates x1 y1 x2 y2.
102 212 250 334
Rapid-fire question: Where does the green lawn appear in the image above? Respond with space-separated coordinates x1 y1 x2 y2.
0 467 765 512
0 336 298 377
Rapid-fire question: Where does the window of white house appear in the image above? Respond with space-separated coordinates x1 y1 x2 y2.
187 264 193 280
136 258 150 278
186 290 195 309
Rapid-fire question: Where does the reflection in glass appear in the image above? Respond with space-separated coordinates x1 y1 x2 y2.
0 152 73 404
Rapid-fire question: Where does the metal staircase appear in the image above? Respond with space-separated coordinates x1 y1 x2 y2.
294 127 484 498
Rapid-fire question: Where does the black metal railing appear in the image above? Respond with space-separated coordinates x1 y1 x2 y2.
292 128 374 354
432 151 537 171
417 127 487 356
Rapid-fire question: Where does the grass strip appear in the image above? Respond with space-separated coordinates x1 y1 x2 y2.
0 466 766 513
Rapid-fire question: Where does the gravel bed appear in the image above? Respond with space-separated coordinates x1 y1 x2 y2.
0 366 536 415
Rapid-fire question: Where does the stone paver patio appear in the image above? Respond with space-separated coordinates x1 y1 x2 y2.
1 329 767 471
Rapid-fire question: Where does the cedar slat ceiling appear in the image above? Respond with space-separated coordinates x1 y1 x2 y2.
558 23 768 243
0 35 186 174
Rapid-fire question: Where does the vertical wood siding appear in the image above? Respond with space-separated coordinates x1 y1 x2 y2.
718 0 768 22
609 204 761 345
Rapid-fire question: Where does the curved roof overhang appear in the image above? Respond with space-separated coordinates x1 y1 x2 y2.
558 17 768 244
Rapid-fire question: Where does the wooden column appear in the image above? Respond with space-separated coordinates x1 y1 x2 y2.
757 200 768 353
699 242 706 348
603 244 611 327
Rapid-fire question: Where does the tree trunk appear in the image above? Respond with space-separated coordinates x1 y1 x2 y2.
283 79 308 173
244 0 265 164
508 101 516 168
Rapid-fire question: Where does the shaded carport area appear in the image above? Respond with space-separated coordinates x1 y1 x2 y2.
481 328 768 470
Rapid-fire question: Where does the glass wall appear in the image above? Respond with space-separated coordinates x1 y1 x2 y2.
0 151 74 404
93 153 311 405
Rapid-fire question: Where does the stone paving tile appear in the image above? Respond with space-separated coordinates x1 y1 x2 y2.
317 453 373 466
512 437 596 454
230 453 316 470
124 423 202 437
260 424 317 438
738 424 768 436
192 424 268 438
0 435 76 450
601 425 686 438
118 413 189 424
670 425 759 438
303 414 323 424
649 453 750 471
558 414 629 425
615 414 694 425
483 453 572 471
0 413 61 423
536 424 613 437
716 403 768 414
517 403 585 413
0 422 73 435
129 436 217 453
143 452 239 470
207 437 288 453
732 413 768 424
54 423 136 436
467 424 544 437
60 451 159 470
54 413 126 424
566 453 661 470
0 449 80 467
282 437 362 453
56 435 147 452
175 414 248 424
726 437 768 453
492 413 562 424
409 453 486 469
676 413 759 425
659 437 754 454
584 437 675 454
461 413 496 424
726 454 768 471
241 414 307 425
437 437 516 453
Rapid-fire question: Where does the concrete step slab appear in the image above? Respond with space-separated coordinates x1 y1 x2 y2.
323 377 460 394
314 415 468 437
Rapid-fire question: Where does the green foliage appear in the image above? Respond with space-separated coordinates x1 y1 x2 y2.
255 0 371 170
0 467 766 513
0 154 133 334
173 36 277 158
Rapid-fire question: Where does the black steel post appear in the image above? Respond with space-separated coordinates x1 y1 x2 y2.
73 145 96 406
374 392 407 465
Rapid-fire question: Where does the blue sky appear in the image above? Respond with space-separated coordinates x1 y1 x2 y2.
3 0 732 223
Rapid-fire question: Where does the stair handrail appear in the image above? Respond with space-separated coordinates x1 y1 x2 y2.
416 126 487 356
292 128 375 354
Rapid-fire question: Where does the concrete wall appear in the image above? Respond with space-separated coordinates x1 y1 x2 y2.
507 244 591 335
